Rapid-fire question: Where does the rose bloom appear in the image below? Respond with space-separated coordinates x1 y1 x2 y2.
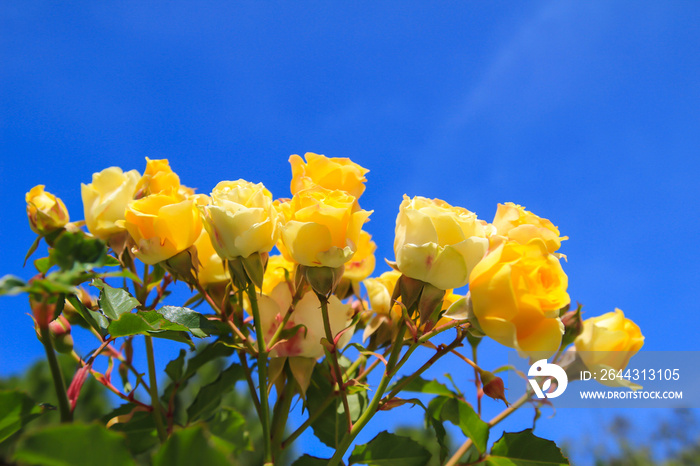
575 309 644 386
261 254 296 298
470 238 570 359
81 167 141 239
136 157 181 196
492 202 567 254
26 185 70 235
200 180 279 260
123 192 202 264
289 152 369 200
394 195 490 290
193 230 229 286
258 283 353 359
343 230 377 282
278 186 372 268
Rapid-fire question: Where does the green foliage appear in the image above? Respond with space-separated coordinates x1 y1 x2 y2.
486 429 568 466
0 391 47 443
428 395 489 454
13 423 135 466
152 425 230 466
349 431 432 466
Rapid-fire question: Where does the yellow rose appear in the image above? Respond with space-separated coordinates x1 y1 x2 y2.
279 186 372 268
470 239 570 359
258 283 353 359
362 270 402 341
262 254 296 298
81 167 140 239
492 202 567 253
200 180 279 260
136 157 181 196
343 231 377 282
575 309 644 382
394 195 490 290
364 270 402 319
289 152 369 200
123 193 202 264
26 185 70 235
193 230 228 285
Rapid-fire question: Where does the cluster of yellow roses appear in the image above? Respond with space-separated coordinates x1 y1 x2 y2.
26 152 643 371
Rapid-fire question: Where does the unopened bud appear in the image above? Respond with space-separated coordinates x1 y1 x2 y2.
479 370 509 406
25 185 69 236
560 303 583 348
29 294 55 330
301 265 344 297
49 315 73 353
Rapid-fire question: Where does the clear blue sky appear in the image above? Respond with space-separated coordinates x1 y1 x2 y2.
2 1 699 464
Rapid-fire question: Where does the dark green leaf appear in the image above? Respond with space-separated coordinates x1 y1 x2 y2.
165 349 187 382
103 404 158 454
187 363 245 422
66 294 109 336
349 431 431 466
153 425 230 466
428 396 488 454
208 407 250 454
102 255 121 267
13 423 135 466
155 305 218 338
292 454 332 466
486 429 569 466
0 390 47 442
49 231 109 273
307 361 367 448
392 376 455 397
93 279 139 320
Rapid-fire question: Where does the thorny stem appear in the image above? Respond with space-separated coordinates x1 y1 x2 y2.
40 326 72 423
247 283 273 465
317 292 353 433
145 335 167 443
444 392 532 466
328 320 409 466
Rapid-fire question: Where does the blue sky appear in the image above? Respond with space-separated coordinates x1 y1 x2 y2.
2 1 700 463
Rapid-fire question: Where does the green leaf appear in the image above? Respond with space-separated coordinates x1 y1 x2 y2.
102 255 121 267
349 431 432 466
0 275 27 296
34 256 53 274
0 390 47 442
49 231 109 273
307 361 367 448
165 349 187 382
187 363 245 422
155 305 218 338
486 429 569 466
153 425 230 466
93 279 140 320
66 294 109 336
13 423 135 466
428 396 489 454
103 404 158 454
392 376 455 397
24 236 42 266
292 455 332 466
208 407 251 455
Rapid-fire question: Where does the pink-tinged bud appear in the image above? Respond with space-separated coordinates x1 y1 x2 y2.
29 294 55 330
49 315 73 354
480 370 509 406
560 304 584 348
